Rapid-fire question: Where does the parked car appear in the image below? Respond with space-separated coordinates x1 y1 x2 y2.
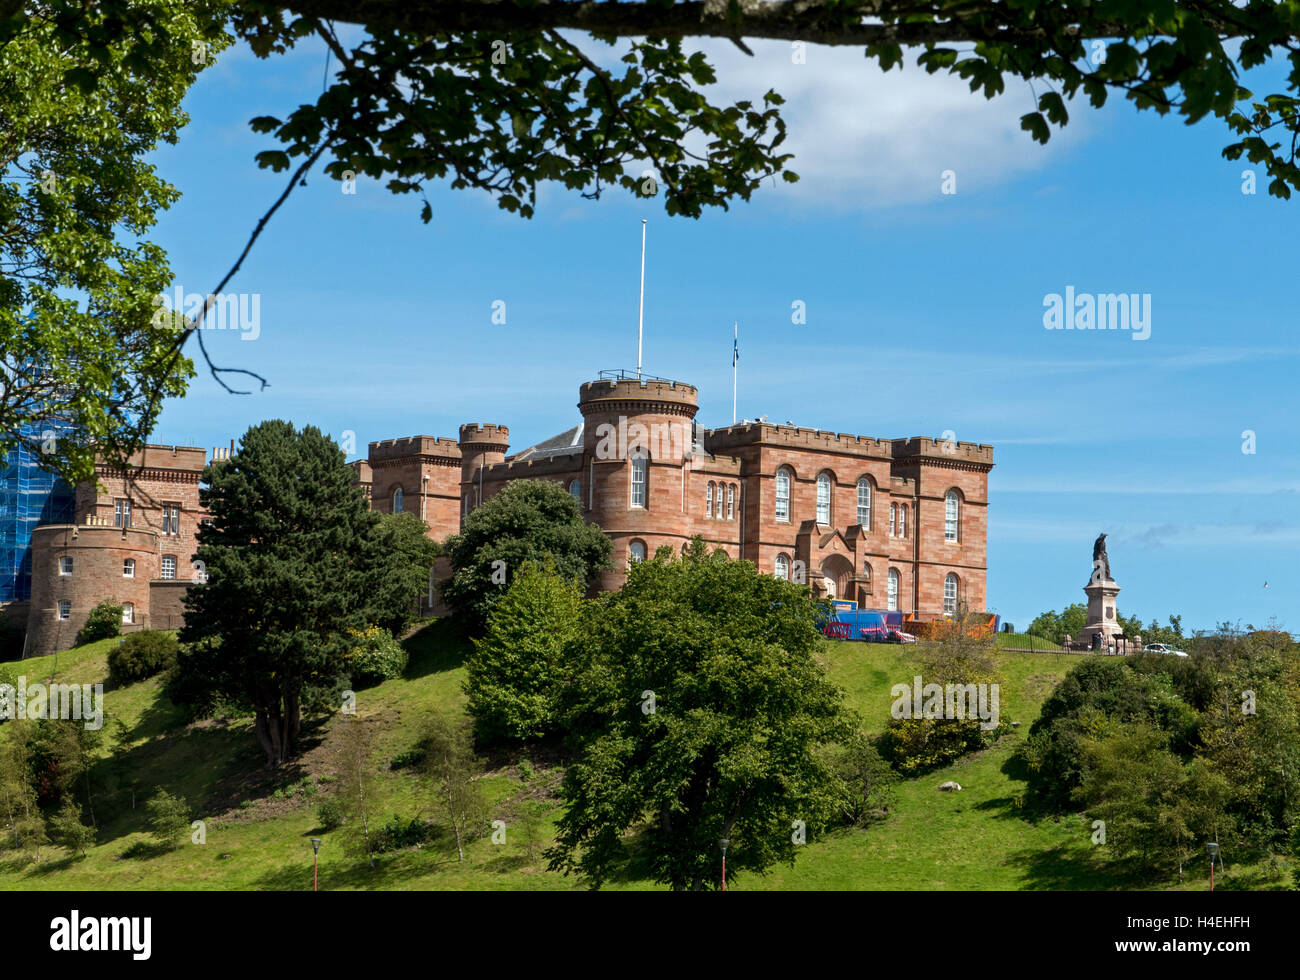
1144 643 1189 657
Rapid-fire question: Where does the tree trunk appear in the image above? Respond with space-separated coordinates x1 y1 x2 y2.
254 712 284 767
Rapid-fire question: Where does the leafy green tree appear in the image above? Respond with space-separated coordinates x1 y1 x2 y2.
1141 615 1187 648
422 714 488 863
0 1 229 482
176 421 378 766
367 512 439 638
43 721 103 829
1019 658 1177 808
442 480 611 636
1074 723 1186 872
0 720 43 857
547 541 852 890
78 599 124 644
465 560 583 743
48 799 95 858
336 717 379 869
145 789 190 850
1027 603 1086 642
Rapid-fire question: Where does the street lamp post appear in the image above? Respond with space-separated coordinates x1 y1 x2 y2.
719 838 729 892
1207 842 1219 891
311 838 323 892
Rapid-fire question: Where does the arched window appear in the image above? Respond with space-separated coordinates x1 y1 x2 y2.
945 490 960 542
568 479 581 501
944 573 959 616
862 562 871 587
629 540 647 565
889 503 897 537
727 484 735 520
392 487 404 514
775 554 790 580
899 505 907 538
887 568 899 611
161 555 177 580
123 558 135 578
816 472 831 524
775 468 791 522
630 454 648 508
856 478 871 527
706 481 714 518
122 602 135 625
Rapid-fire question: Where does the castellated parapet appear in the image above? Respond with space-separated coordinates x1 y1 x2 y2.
891 437 994 467
368 435 462 465
577 378 699 420
705 422 893 458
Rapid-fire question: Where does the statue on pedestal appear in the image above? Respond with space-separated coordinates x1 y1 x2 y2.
1091 532 1111 582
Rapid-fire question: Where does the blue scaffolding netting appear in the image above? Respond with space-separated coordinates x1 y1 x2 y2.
0 421 75 603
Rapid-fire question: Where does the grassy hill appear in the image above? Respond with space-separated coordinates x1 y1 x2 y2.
0 626 1286 891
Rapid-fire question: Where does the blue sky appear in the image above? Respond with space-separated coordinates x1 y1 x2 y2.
145 35 1298 634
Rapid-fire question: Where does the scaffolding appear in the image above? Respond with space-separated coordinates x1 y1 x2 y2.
0 421 75 602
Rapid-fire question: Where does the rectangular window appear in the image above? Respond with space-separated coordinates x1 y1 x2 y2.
123 558 135 578
163 503 180 535
161 555 177 580
114 498 131 528
899 506 906 538
630 456 647 509
57 600 71 620
58 556 73 576
122 602 134 625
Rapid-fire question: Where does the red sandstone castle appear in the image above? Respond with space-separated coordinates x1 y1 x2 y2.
353 374 992 615
14 374 992 656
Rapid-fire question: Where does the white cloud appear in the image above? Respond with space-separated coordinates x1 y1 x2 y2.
693 39 1092 208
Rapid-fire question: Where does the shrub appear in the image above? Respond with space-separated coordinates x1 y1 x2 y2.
371 813 436 853
79 599 123 644
316 798 344 831
345 626 408 688
107 630 179 685
464 561 582 743
146 789 190 850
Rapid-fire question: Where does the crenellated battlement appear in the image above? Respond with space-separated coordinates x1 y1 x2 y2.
705 422 893 457
368 435 461 463
459 423 510 447
891 436 994 466
578 376 699 418
97 443 208 476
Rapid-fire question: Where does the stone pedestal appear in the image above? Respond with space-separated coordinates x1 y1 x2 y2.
1076 578 1122 649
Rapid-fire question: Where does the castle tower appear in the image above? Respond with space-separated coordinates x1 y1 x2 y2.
459 424 510 516
366 436 462 534
577 376 698 589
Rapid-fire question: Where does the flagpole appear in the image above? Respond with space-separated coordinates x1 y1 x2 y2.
732 321 738 424
637 220 646 379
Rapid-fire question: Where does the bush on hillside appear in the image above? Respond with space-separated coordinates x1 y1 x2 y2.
108 631 179 685
345 626 408 688
465 560 583 743
78 599 123 644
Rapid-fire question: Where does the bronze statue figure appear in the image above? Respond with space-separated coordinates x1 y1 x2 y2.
1092 532 1111 581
